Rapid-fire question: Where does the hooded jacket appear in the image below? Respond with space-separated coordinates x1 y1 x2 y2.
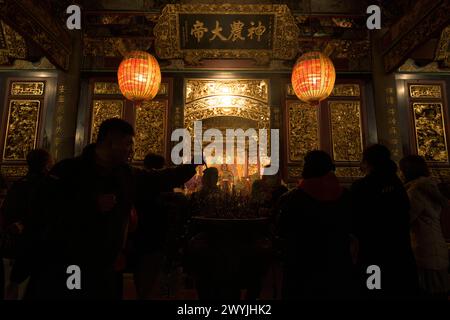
405 176 449 270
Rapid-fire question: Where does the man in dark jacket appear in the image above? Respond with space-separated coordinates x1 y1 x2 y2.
278 150 355 299
8 118 197 299
8 119 137 299
351 144 419 299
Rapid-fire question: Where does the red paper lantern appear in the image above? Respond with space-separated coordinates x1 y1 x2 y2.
117 51 161 103
291 51 336 104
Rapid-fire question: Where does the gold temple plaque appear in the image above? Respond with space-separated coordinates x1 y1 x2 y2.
3 100 40 161
329 101 363 162
133 100 167 161
90 100 124 143
287 102 319 163
409 85 442 98
155 4 299 65
11 82 45 96
412 102 448 162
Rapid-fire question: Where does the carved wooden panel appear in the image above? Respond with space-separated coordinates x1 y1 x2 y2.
93 82 122 95
286 83 360 97
287 101 319 163
1 165 28 177
409 84 442 99
407 82 449 163
329 101 363 162
3 100 40 161
10 81 44 96
288 166 302 179
133 100 168 161
184 79 270 133
93 81 168 96
90 100 124 143
0 78 51 179
335 166 363 178
412 102 448 162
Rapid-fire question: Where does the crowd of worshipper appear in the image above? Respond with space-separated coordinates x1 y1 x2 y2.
0 118 448 300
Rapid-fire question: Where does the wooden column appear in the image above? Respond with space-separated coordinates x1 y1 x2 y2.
52 30 82 161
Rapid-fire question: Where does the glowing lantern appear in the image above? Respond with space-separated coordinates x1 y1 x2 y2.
291 51 336 104
117 51 161 104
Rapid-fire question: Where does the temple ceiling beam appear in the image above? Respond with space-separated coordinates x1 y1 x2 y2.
0 0 72 70
382 0 450 73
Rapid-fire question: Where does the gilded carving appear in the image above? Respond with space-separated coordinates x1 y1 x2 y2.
329 101 363 162
409 85 442 99
287 83 361 97
331 84 360 97
0 165 28 177
398 59 447 73
287 102 319 162
185 99 270 132
186 79 268 103
383 0 450 72
11 81 44 96
430 168 450 182
90 100 123 143
94 82 121 95
335 167 363 178
157 83 168 96
184 79 270 132
53 84 65 160
412 103 448 162
0 21 6 50
0 21 26 64
3 100 40 161
155 4 299 64
93 82 168 96
288 166 302 179
133 100 167 161
435 25 450 66
83 38 153 60
0 1 70 70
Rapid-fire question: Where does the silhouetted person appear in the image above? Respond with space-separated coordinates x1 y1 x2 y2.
190 167 223 217
133 153 198 299
1 149 52 300
399 155 449 298
251 166 288 217
351 144 419 299
1 149 52 233
278 150 355 299
8 119 137 299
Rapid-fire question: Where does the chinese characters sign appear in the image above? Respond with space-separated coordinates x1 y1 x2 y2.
154 4 299 65
180 14 274 50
